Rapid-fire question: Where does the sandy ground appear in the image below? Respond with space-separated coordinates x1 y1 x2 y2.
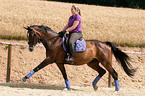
0 83 145 96
0 39 145 96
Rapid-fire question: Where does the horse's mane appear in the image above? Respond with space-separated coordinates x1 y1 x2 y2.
30 25 57 34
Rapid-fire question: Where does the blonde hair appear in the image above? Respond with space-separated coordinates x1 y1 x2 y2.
72 5 81 16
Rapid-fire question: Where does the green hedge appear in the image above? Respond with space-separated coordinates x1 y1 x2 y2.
48 0 145 9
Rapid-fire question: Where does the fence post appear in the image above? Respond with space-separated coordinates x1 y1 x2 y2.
108 73 112 87
108 53 112 87
6 44 12 83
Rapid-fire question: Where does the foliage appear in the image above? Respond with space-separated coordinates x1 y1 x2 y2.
48 0 145 9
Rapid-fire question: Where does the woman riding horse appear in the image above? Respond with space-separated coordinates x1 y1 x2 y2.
59 5 83 64
21 24 136 91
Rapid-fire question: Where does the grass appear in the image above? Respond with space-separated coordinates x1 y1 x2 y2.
0 0 145 47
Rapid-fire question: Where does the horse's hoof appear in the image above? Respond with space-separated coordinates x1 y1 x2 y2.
63 88 71 91
115 88 119 91
20 77 26 82
93 85 98 91
67 88 71 91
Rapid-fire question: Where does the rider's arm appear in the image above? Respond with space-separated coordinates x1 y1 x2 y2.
66 21 79 32
62 22 69 31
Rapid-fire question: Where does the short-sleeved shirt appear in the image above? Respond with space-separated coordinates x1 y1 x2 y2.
68 13 82 33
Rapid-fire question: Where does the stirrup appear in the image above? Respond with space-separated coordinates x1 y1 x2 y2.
69 57 74 64
65 57 70 62
65 53 70 62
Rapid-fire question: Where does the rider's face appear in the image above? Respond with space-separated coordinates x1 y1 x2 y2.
71 7 77 16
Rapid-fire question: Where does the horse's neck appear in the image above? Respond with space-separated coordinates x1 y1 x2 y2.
42 35 62 58
45 31 57 38
41 32 60 51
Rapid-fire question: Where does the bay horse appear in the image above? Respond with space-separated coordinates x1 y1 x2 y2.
21 25 136 91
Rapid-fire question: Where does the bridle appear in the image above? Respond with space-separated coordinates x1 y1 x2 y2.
28 28 59 46
27 29 39 46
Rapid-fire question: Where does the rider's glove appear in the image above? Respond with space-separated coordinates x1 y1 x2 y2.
58 31 66 37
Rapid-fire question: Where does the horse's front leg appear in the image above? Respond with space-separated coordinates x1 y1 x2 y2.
20 57 53 82
56 64 71 90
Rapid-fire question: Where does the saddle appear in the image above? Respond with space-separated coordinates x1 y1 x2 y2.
62 34 86 52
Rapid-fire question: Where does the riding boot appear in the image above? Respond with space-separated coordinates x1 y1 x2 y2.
69 56 74 64
65 53 70 62
65 41 70 62
69 43 74 64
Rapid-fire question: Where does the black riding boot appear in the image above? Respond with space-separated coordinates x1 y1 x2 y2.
69 56 74 64
69 43 74 64
65 40 70 62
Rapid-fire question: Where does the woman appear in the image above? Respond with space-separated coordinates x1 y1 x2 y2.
59 5 83 64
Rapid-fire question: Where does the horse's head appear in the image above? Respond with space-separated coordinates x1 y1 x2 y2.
24 25 59 52
24 26 40 52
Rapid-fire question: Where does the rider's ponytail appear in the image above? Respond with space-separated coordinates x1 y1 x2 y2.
72 5 81 16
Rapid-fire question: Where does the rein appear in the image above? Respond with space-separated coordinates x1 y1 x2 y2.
41 35 59 43
28 27 60 46
33 28 59 43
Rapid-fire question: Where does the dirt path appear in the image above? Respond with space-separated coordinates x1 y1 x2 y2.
0 83 145 96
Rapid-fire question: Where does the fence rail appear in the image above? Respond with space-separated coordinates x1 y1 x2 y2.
123 51 145 54
0 41 144 87
0 42 43 47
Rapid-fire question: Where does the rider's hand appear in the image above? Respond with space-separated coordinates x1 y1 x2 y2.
58 31 66 37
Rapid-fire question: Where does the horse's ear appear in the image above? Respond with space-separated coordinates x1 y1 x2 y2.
24 26 28 30
36 31 41 37
26 26 33 31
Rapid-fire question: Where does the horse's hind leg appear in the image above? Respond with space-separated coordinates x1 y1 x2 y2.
101 60 119 91
87 59 106 91
97 45 120 91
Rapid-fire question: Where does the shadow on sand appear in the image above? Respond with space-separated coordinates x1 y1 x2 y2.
0 82 83 91
0 82 66 90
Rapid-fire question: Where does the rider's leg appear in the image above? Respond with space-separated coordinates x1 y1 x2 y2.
68 32 82 64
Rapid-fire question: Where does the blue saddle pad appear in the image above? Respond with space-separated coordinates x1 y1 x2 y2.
62 36 86 52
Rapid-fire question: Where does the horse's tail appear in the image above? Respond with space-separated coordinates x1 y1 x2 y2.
105 42 137 77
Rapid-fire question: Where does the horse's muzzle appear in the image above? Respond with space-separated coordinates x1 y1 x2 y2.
29 46 34 52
